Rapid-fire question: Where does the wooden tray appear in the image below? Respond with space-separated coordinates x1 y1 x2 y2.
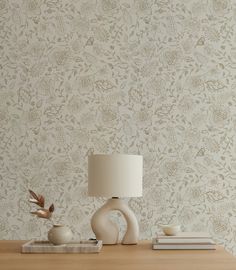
22 239 102 253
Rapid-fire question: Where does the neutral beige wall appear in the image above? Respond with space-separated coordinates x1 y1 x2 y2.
1 0 236 254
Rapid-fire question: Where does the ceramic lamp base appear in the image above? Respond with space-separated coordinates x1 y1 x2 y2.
91 198 139 245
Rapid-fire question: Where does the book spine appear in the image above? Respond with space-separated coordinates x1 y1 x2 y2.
157 236 211 239
152 244 216 250
157 239 214 244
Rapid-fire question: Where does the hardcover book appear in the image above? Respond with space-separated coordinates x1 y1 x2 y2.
153 232 216 250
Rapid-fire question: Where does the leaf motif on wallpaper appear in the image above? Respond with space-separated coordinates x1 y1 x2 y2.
195 148 205 157
194 52 209 64
141 61 158 77
36 99 43 109
130 73 138 82
44 104 62 118
204 26 220 42
210 105 229 127
122 2 130 8
205 80 225 91
210 216 228 235
185 167 195 173
128 198 145 213
203 137 220 153
92 137 109 153
145 76 166 97
194 162 208 174
128 88 142 102
95 80 115 91
165 126 177 146
55 15 66 34
147 99 153 108
54 126 66 146
155 104 173 118
35 77 52 97
83 52 97 64
206 191 225 202
18 88 32 103
85 37 94 46
195 36 205 46
92 26 109 42
78 75 94 91
122 119 135 136
122 8 132 24
12 8 24 26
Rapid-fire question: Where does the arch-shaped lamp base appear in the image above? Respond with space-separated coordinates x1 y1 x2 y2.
91 198 139 245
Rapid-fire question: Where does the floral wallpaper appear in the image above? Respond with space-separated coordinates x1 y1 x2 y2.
1 0 236 254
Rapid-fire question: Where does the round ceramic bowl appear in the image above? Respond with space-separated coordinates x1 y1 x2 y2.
160 224 181 236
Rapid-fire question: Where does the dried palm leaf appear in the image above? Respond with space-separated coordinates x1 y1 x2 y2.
49 204 55 213
29 189 45 208
30 209 52 219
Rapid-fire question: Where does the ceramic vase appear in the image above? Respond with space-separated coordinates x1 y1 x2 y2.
48 224 73 245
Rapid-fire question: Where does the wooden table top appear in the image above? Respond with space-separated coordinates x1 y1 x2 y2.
0 240 235 270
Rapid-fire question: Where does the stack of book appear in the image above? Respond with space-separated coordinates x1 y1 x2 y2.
152 232 216 250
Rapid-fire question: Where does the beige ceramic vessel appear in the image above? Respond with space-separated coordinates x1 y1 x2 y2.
48 224 73 245
160 224 181 236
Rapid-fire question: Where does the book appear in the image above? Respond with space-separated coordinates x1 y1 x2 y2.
157 232 211 239
153 232 216 250
152 244 216 250
157 238 214 244
152 238 216 250
157 232 213 243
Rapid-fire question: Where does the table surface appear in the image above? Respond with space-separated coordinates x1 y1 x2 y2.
0 240 236 270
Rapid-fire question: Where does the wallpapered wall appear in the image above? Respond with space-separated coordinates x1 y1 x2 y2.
1 0 236 254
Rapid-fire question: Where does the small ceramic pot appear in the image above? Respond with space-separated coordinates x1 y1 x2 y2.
161 224 181 236
48 224 73 245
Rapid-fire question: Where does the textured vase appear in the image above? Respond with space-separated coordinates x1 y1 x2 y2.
48 224 73 245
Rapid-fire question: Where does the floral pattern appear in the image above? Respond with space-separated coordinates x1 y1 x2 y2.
1 0 236 255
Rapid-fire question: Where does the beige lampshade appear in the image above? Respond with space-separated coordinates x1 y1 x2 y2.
88 154 143 198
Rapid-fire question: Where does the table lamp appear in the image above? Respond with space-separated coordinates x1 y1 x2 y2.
88 154 143 245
